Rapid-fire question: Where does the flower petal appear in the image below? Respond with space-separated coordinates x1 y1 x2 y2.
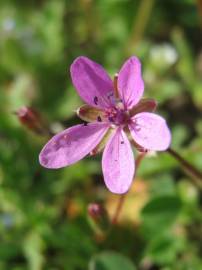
129 112 171 151
39 123 109 169
77 104 106 123
70 56 114 108
90 128 114 156
102 129 135 194
118 56 144 109
129 98 157 116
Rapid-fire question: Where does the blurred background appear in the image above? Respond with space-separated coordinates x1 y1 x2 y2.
0 0 202 269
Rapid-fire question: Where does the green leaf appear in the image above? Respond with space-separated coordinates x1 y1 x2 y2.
89 251 136 270
141 195 182 235
145 232 186 265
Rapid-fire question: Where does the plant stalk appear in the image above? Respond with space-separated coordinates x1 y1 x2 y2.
167 147 202 189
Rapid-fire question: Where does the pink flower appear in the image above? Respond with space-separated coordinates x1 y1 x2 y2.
39 56 171 194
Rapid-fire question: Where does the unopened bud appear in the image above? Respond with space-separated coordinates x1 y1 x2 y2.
15 106 51 136
87 203 110 235
88 203 105 219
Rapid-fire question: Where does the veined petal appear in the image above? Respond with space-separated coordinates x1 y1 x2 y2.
129 98 157 116
118 56 144 109
70 56 114 109
39 123 109 169
102 129 135 194
129 112 171 151
77 104 106 123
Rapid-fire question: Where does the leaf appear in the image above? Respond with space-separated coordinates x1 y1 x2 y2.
145 232 186 265
89 251 136 270
141 195 182 235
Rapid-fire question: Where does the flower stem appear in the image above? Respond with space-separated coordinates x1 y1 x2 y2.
167 147 202 189
111 194 126 225
111 152 146 225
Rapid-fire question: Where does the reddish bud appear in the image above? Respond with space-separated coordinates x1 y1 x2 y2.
87 203 110 234
88 203 105 219
15 106 51 136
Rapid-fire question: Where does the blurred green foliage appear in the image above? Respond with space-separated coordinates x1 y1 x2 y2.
0 0 202 269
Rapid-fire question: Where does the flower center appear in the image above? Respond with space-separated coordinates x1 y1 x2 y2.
104 101 130 126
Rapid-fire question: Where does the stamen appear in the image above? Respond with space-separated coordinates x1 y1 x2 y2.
97 116 102 122
108 116 114 122
107 92 114 100
94 96 98 105
83 121 88 126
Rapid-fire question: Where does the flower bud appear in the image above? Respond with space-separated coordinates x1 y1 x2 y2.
15 106 51 136
87 203 110 235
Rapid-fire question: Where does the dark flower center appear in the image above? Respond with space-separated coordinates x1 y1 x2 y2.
104 101 130 126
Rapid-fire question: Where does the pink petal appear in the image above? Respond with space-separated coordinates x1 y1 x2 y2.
70 56 114 109
118 56 144 109
39 123 109 169
129 112 171 151
102 129 135 194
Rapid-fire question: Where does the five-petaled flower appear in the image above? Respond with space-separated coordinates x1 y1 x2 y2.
39 56 171 194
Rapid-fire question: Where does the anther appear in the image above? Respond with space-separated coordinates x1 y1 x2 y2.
94 96 98 105
97 116 102 122
107 92 114 99
108 116 114 122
